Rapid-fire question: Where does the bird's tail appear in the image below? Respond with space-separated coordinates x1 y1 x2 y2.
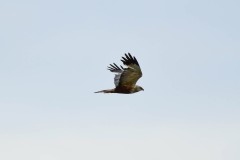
94 89 115 93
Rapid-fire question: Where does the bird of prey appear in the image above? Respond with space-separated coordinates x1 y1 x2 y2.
95 53 144 94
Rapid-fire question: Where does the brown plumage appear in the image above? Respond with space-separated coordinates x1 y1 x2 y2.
95 53 144 94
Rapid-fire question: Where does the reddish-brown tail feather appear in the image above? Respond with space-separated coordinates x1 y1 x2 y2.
94 89 115 93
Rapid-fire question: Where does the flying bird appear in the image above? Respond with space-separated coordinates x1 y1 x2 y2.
95 53 144 94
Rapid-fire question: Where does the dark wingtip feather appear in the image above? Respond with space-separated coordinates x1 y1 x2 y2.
107 63 123 72
128 53 133 60
108 53 140 72
121 53 140 66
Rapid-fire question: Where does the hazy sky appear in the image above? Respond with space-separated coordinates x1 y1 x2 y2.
0 0 240 160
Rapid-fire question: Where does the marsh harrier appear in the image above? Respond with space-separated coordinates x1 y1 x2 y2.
95 53 143 94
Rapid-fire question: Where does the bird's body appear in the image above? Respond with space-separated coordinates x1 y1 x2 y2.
95 53 144 94
95 85 143 94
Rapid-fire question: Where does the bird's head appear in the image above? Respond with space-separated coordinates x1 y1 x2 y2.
134 85 144 92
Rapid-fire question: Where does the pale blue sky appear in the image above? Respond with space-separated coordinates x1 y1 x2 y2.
0 0 240 160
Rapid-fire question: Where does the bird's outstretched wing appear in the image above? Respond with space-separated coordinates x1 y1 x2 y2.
107 63 124 87
107 53 142 88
